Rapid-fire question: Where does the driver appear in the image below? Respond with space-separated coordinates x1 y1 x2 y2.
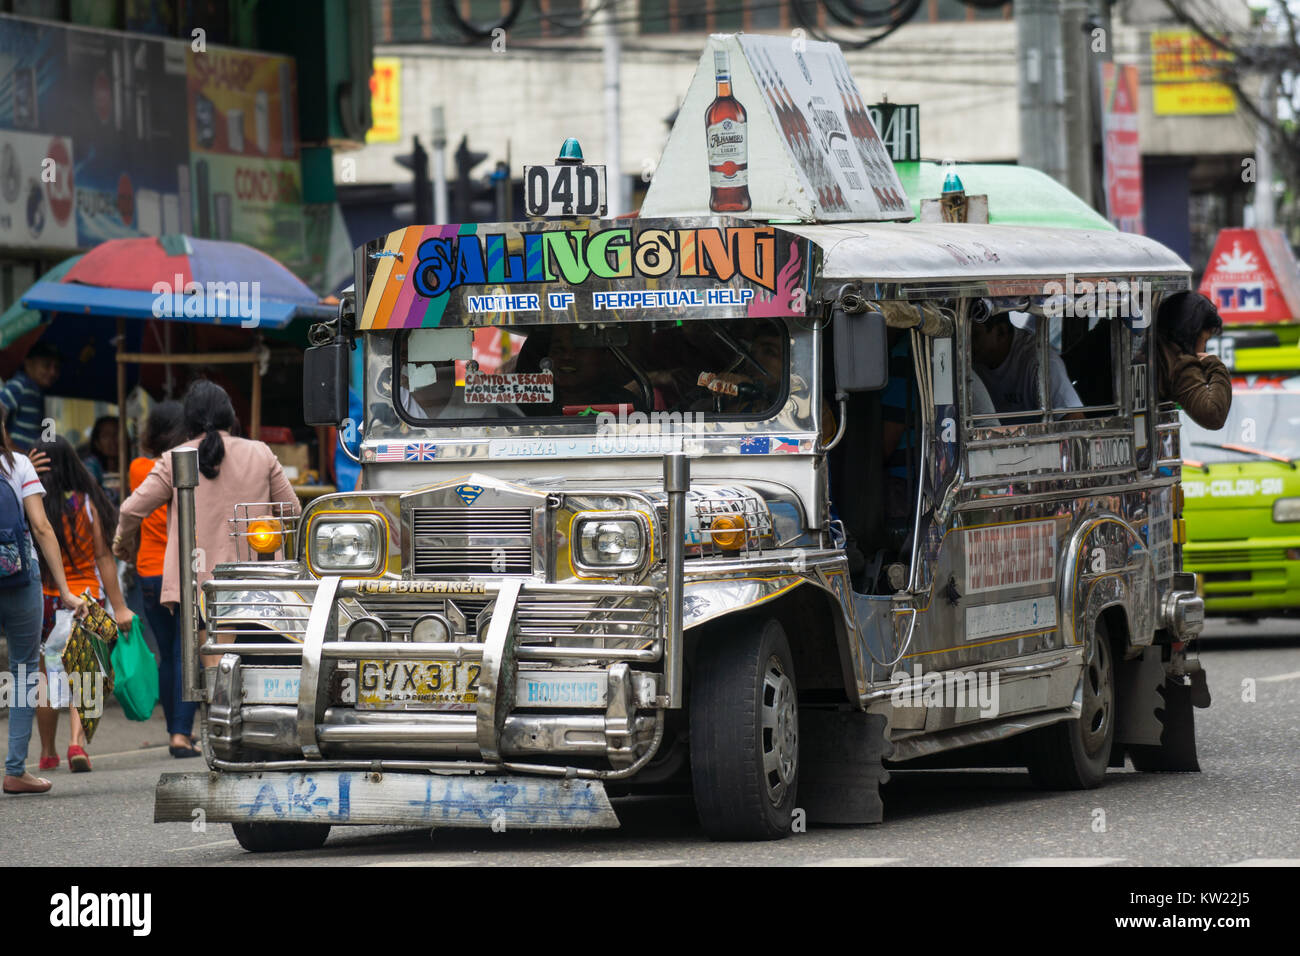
515 325 652 416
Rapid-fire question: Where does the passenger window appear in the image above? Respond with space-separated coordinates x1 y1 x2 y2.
966 311 1051 425
1057 313 1120 414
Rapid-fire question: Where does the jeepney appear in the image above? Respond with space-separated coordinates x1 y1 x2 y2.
152 35 1207 850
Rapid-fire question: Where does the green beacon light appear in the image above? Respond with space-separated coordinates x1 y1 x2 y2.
557 138 584 164
941 169 965 195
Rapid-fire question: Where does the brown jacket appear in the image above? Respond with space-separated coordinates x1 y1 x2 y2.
1157 338 1232 430
116 432 299 605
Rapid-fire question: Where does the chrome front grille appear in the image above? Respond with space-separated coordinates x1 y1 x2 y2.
411 507 534 575
516 592 660 646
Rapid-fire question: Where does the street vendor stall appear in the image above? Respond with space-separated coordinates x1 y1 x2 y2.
18 234 335 497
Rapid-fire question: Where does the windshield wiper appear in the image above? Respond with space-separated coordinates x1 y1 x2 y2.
1190 442 1299 468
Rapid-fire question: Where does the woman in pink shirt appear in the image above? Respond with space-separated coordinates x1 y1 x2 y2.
113 381 299 638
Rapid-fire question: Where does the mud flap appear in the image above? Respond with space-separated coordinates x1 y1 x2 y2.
1127 676 1201 773
1112 645 1165 767
798 710 892 824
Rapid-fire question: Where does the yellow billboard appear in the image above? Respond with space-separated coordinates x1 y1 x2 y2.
368 57 402 143
1151 30 1236 115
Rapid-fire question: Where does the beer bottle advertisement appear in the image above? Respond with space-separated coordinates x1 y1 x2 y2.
706 49 750 212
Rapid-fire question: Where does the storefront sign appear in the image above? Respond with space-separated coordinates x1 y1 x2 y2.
1199 228 1300 324
1151 30 1236 116
367 57 401 143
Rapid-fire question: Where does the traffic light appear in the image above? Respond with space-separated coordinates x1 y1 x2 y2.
453 135 493 222
394 135 431 223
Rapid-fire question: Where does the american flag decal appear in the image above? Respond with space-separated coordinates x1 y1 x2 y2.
374 444 405 462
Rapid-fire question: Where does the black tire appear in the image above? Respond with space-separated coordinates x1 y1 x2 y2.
691 618 799 840
231 822 331 853
1024 618 1115 790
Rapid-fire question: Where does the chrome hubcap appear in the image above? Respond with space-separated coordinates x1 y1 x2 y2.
1080 630 1113 757
761 655 797 806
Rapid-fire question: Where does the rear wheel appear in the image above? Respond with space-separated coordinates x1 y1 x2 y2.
231 822 331 853
1024 618 1115 789
691 618 799 840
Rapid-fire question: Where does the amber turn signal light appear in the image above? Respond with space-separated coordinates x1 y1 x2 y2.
248 516 284 555
709 513 746 551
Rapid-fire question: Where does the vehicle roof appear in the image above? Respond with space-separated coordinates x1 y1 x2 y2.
784 222 1190 285
893 162 1115 230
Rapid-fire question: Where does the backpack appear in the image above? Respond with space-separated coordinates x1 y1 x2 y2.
0 473 31 589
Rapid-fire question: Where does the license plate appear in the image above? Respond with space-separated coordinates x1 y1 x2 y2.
357 659 481 710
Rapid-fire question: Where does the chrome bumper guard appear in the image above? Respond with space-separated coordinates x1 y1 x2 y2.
154 769 618 829
201 576 667 771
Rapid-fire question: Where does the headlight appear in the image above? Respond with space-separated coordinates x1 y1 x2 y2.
310 516 385 574
573 513 646 573
1273 498 1300 522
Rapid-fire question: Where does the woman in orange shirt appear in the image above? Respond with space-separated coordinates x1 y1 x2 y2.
32 437 135 773
129 402 197 758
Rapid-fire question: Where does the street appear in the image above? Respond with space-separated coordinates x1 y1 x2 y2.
3 618 1297 867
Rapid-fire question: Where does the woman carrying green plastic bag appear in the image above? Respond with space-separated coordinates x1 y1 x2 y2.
110 617 158 722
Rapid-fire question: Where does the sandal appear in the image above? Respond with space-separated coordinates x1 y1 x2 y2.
169 744 201 759
38 755 59 771
67 745 92 773
4 774 53 794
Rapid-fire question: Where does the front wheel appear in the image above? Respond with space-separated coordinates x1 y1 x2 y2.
231 822 331 853
1024 617 1115 789
690 618 799 840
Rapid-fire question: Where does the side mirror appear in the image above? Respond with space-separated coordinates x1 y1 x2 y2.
303 343 349 426
832 307 888 393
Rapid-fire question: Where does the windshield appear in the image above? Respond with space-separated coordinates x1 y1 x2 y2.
1181 388 1300 464
394 318 788 424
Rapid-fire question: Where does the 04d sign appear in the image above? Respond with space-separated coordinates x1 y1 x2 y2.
524 163 607 218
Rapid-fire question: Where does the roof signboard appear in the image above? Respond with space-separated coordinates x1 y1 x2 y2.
641 33 909 223
355 218 810 329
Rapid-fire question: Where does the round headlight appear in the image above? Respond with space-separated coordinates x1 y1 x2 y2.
410 614 452 643
346 617 388 643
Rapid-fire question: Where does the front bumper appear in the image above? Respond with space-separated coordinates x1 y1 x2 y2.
1184 538 1300 614
200 575 667 771
154 770 618 829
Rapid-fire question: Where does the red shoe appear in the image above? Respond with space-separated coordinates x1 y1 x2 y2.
38 755 59 771
67 746 91 773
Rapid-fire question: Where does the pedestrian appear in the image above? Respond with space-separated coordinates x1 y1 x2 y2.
1155 291 1232 430
81 415 122 499
0 340 60 452
113 381 299 666
1 417 85 795
30 436 136 774
127 401 199 758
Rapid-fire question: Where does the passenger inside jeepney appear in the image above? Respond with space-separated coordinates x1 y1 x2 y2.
970 312 1084 420
514 324 655 416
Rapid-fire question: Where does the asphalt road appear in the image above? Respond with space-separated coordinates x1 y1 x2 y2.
2 617 1297 867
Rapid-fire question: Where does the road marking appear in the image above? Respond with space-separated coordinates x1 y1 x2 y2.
166 839 239 852
1224 858 1300 867
803 858 904 867
1010 858 1126 866
1258 670 1300 683
570 859 686 867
